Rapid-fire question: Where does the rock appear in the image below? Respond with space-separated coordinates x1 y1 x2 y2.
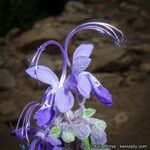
124 71 147 85
38 54 62 73
28 53 62 74
94 73 123 89
111 0 119 2
57 12 90 24
65 1 86 13
89 46 125 71
118 55 134 69
129 44 150 54
13 10 90 52
132 18 147 31
13 18 71 51
6 28 21 39
120 2 140 12
140 11 149 19
93 54 136 72
0 56 4 67
114 112 128 126
127 0 144 5
0 69 16 90
0 38 5 46
140 62 150 74
0 101 17 116
58 1 91 24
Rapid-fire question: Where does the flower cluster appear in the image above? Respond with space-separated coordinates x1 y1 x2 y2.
11 22 125 150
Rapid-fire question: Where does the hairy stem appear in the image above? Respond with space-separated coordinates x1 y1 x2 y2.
82 137 90 150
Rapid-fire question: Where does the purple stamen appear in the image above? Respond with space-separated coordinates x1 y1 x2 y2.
15 101 38 131
20 103 39 143
64 22 126 66
30 40 67 88
24 104 40 143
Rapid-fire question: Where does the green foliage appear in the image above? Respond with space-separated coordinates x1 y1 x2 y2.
82 108 96 118
62 130 75 143
50 127 61 138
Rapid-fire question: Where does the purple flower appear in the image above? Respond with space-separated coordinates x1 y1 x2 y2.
33 103 56 128
12 21 125 148
13 101 40 142
90 128 107 145
11 126 39 141
64 44 112 106
11 126 62 150
26 40 74 127
64 22 125 106
29 130 62 150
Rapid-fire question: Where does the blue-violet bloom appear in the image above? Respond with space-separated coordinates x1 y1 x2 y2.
64 22 125 106
26 40 74 128
12 21 125 149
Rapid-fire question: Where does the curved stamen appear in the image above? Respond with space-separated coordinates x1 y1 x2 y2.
30 40 67 88
65 26 118 66
70 25 119 44
15 101 38 131
24 103 40 143
67 22 125 43
21 103 39 140
70 24 119 42
64 22 126 66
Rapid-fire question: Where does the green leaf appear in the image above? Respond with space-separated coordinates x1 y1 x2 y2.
50 127 61 138
62 130 75 143
82 108 96 118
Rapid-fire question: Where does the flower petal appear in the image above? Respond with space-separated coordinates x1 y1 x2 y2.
42 91 53 105
34 107 55 128
72 56 91 75
90 128 107 145
86 72 112 106
64 74 77 91
45 144 53 150
77 72 91 98
86 118 107 130
26 65 59 87
10 127 38 140
52 146 63 150
73 44 94 61
55 87 74 113
94 85 112 106
71 123 91 140
46 144 63 150
60 122 69 130
10 128 25 140
37 142 44 150
45 135 62 146
29 139 40 150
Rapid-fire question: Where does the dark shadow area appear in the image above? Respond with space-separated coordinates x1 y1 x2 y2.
0 0 69 36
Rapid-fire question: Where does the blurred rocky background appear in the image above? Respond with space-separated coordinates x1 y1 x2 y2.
0 0 149 149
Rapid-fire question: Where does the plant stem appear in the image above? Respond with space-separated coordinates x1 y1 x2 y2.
82 137 90 150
